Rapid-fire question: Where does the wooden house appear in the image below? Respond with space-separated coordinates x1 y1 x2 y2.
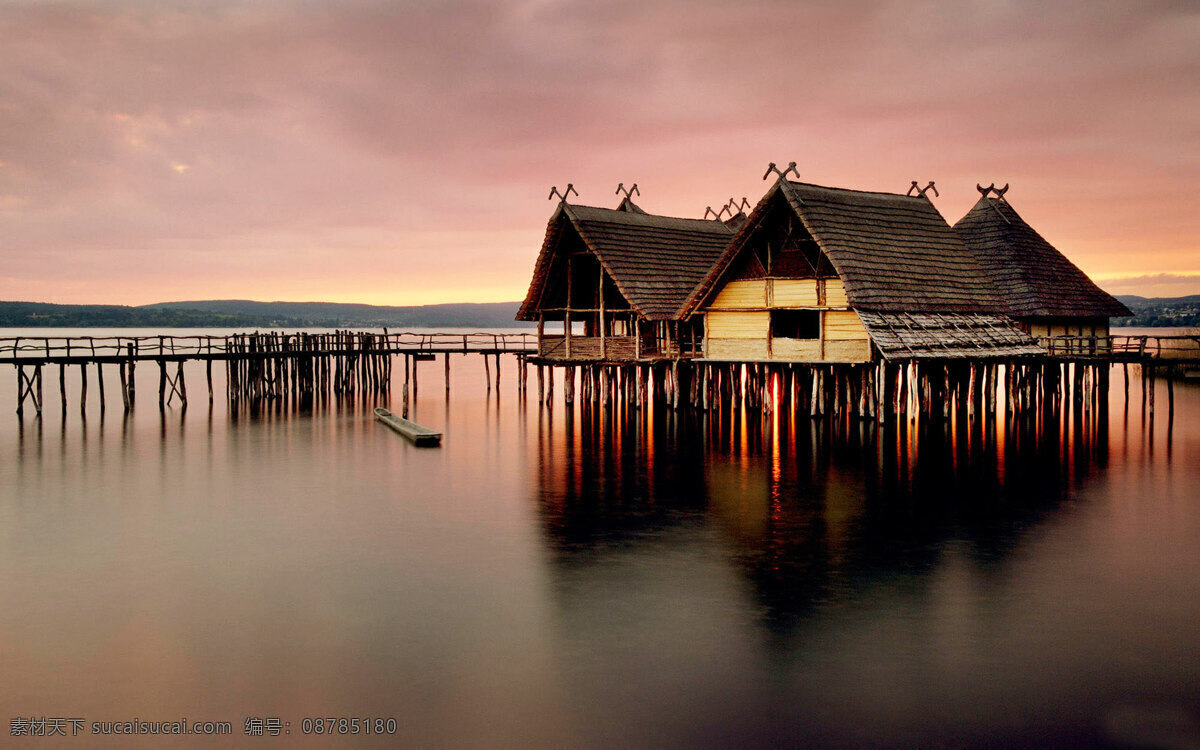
680 179 1044 363
952 189 1131 352
517 196 734 361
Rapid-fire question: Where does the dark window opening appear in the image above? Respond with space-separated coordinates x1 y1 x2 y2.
771 310 820 340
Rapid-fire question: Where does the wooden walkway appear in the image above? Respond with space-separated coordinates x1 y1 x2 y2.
3 331 537 417
3 331 1196 419
0 331 536 365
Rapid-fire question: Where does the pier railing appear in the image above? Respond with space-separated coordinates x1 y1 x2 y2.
0 331 538 363
1038 334 1200 362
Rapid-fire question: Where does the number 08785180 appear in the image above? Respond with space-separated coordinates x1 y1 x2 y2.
300 717 397 735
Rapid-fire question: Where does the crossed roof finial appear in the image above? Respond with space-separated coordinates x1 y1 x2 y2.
704 205 732 221
976 182 1010 200
615 183 640 200
548 184 578 204
762 161 800 181
726 196 751 214
907 181 939 199
976 183 1012 223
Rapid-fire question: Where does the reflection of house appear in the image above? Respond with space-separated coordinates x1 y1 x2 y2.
952 189 1131 353
517 197 733 361
680 180 1041 363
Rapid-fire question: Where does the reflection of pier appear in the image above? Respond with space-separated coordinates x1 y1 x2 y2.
4 331 536 416
532 388 1107 637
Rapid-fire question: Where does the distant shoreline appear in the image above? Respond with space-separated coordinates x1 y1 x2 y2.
0 300 532 329
1 295 1196 329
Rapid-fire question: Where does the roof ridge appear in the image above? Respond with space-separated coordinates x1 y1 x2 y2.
786 180 928 201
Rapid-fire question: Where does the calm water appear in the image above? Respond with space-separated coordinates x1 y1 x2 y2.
2 329 1198 748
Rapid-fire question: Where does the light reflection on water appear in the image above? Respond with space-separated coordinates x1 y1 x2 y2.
1 349 1198 748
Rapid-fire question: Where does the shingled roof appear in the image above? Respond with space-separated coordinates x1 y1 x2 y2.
858 312 1044 360
952 195 1131 318
683 180 1008 316
517 202 734 321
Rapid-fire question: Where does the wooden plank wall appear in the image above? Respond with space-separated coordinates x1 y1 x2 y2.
704 277 869 363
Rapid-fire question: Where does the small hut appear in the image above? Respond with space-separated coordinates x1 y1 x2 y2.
680 179 1044 363
952 188 1131 353
517 194 734 361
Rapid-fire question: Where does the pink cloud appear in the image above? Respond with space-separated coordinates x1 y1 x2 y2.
0 0 1196 305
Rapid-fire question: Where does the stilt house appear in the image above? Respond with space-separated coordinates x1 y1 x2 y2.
952 188 1131 353
517 195 734 361
679 179 1044 363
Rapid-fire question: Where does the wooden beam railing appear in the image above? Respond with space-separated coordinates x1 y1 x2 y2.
0 331 538 363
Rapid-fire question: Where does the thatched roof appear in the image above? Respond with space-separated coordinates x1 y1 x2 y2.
952 195 1131 319
858 312 1045 360
678 179 1043 359
517 202 734 321
683 180 1008 316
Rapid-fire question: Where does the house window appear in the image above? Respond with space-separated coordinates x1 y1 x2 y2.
771 310 820 339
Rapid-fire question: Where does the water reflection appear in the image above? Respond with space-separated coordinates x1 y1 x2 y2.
2 355 1197 747
535 398 1113 636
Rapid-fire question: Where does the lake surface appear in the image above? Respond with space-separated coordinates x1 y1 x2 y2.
1 328 1198 747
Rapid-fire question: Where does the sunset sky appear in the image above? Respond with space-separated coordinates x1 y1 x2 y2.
1 0 1197 306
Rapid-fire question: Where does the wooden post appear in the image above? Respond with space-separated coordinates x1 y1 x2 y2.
127 344 136 406
59 363 67 412
16 364 24 416
599 267 607 361
79 363 87 415
177 361 188 406
565 255 573 360
444 353 451 392
119 362 129 410
537 365 544 403
810 368 822 417
565 366 575 406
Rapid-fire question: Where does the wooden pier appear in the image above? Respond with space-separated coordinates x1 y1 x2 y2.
2 331 536 417
4 331 1196 424
521 334 1199 425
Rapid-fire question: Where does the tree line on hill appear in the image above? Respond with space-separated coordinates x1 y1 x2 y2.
1 296 1197 329
0 300 530 329
1114 295 1200 327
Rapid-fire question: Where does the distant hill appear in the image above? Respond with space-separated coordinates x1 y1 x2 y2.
0 300 529 329
1114 295 1200 327
6 294 1195 329
145 300 527 328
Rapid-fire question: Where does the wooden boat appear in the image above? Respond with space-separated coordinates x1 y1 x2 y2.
374 407 442 446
